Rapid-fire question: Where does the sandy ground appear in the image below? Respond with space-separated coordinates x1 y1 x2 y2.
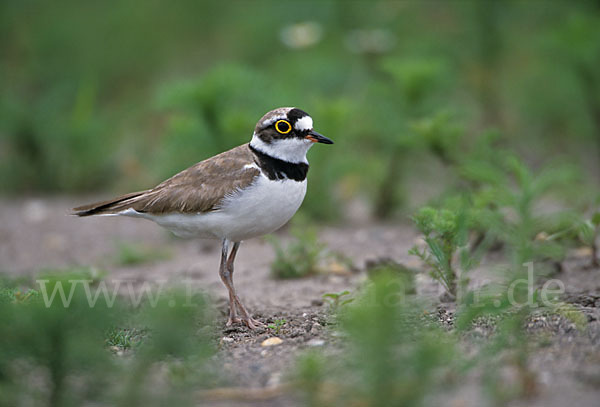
1 197 599 406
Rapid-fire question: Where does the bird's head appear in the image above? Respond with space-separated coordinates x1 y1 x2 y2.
250 107 333 164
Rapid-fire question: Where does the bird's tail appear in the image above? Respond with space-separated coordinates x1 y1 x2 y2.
72 191 147 216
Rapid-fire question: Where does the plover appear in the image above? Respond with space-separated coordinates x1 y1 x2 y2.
73 107 333 328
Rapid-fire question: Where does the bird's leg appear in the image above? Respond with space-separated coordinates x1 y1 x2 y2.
219 239 239 326
226 292 240 325
226 241 264 329
224 241 240 325
218 239 263 329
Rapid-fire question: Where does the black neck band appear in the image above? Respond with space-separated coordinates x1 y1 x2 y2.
249 144 309 181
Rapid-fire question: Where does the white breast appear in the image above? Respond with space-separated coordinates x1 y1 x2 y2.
126 174 307 241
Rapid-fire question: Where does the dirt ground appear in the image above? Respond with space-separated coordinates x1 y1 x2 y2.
1 197 599 407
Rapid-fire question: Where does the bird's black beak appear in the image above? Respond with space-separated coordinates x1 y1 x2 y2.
306 130 334 144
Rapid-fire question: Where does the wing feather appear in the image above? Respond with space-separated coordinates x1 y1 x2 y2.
73 144 260 216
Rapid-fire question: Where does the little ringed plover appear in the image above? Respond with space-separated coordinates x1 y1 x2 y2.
73 107 333 328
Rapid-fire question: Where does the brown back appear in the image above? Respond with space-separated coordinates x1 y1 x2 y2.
73 144 260 216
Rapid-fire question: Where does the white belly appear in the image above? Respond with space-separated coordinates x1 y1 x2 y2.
123 175 307 241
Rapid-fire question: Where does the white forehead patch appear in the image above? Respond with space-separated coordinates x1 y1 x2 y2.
294 115 313 131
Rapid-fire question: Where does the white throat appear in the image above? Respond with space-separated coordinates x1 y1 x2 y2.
250 133 313 164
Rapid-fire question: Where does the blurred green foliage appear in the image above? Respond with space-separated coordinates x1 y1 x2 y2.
1 1 599 221
0 271 216 407
296 272 459 407
546 196 600 266
114 241 172 266
409 140 591 296
267 225 326 279
296 264 573 406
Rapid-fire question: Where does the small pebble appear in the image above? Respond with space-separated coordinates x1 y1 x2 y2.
261 337 283 347
221 337 234 344
307 338 325 347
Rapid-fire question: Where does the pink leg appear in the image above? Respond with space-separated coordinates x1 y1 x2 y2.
218 239 263 329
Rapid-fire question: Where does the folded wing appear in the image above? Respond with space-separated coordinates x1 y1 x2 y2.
73 144 260 216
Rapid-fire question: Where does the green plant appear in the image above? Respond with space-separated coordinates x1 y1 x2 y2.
295 351 328 407
409 207 469 298
367 262 417 295
437 133 581 270
267 318 287 335
0 286 39 304
322 290 353 312
119 290 215 406
296 273 460 407
105 327 146 351
410 110 463 165
0 275 123 407
456 280 540 403
412 151 581 295
267 226 327 279
0 271 216 407
493 155 577 265
371 57 449 219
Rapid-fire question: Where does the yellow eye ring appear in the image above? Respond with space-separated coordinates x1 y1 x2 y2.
275 120 292 134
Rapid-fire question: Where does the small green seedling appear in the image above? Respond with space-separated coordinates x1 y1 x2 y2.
323 290 353 312
267 318 287 335
409 207 464 298
0 287 40 304
12 289 40 303
105 328 145 350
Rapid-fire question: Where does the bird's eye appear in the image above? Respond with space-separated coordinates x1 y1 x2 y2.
275 120 292 134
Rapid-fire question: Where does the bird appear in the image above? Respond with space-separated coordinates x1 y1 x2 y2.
73 107 333 329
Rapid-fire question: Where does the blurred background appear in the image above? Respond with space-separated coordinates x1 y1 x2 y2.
2 0 599 221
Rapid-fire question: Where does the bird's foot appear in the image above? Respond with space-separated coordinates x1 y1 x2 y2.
242 316 264 330
226 316 241 326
